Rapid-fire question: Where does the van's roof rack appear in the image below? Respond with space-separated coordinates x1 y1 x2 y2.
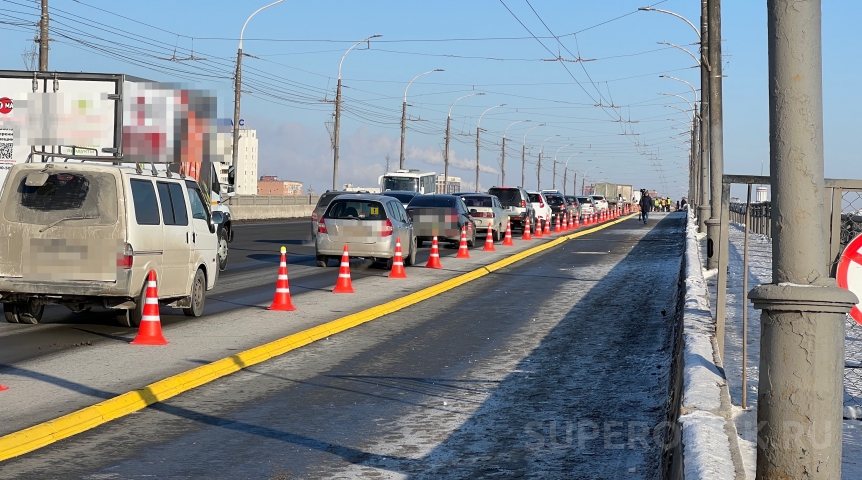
27 147 181 177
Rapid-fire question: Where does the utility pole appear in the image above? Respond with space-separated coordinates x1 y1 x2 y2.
400 69 442 170
475 104 504 192
749 1 857 478
698 0 711 233
537 151 542 190
521 143 526 188
563 168 567 196
38 0 49 71
444 115 451 192
704 0 724 269
502 119 529 187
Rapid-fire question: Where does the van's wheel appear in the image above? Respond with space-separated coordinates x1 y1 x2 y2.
183 269 206 317
384 256 394 270
117 283 147 327
217 231 229 271
3 303 19 323
316 255 328 268
493 228 502 242
14 301 44 325
405 237 417 266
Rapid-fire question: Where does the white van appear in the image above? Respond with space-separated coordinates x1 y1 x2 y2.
0 162 221 326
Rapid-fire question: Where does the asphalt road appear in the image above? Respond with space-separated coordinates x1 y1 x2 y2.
0 220 478 366
2 213 685 479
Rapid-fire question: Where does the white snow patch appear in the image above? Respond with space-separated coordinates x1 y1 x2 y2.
680 410 737 480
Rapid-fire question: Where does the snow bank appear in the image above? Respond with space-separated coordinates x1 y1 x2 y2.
679 210 738 480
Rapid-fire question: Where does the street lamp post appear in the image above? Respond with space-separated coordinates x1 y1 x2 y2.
233 0 284 176
476 104 505 191
522 123 545 188
400 69 443 170
537 135 559 190
332 34 381 190
661 74 701 206
563 153 586 196
444 93 484 194
582 166 598 196
502 120 529 186
552 144 572 190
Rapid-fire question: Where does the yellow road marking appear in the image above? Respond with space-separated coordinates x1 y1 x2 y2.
0 214 638 461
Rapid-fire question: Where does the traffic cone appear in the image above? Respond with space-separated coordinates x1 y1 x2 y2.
503 219 515 246
426 236 443 268
554 213 562 233
534 218 543 238
543 217 551 235
130 270 169 346
483 225 496 251
0 382 8 392
456 226 470 259
573 212 580 228
333 245 354 293
268 246 297 311
562 212 569 231
389 237 407 279
522 217 532 241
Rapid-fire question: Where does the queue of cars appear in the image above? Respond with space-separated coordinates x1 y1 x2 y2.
312 186 619 270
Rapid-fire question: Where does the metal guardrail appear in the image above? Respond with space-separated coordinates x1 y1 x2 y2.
715 175 862 414
229 194 320 206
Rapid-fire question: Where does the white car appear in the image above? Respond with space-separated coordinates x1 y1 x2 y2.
527 191 552 225
590 195 609 212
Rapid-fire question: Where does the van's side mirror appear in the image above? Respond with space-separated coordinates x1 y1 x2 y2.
227 191 236 198
211 211 225 225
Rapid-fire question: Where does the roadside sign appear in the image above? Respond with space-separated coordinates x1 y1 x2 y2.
837 233 862 325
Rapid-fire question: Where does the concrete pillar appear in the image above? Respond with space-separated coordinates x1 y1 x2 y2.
697 0 711 233
749 1 857 477
704 0 724 269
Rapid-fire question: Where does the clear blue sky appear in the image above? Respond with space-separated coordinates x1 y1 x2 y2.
1 0 859 197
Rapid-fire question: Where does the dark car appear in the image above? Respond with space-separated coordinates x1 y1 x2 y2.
542 191 568 224
406 194 476 247
565 195 581 218
487 186 535 232
380 190 421 209
311 190 371 241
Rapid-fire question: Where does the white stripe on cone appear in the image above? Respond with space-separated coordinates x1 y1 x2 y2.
141 315 160 322
276 288 290 293
145 298 159 305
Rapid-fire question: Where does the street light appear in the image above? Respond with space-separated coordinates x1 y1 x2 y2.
552 144 573 190
637 6 700 38
581 166 599 195
332 33 382 190
233 0 284 178
537 135 559 190
475 104 505 191
522 123 545 187
563 152 587 196
400 69 444 170
657 41 700 68
501 119 529 186
443 92 484 193
665 105 693 123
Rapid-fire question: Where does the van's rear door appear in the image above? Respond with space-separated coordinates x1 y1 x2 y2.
0 166 125 282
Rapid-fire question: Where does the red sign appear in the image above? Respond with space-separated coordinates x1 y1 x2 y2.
837 233 862 325
0 97 11 115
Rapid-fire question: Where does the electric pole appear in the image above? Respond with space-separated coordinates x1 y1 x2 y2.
705 0 724 269
501 136 506 186
699 0 711 234
38 0 48 71
521 143 526 188
475 104 504 192
749 1 857 478
537 151 542 190
444 115 451 193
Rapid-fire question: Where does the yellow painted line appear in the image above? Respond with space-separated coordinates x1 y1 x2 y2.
0 213 638 462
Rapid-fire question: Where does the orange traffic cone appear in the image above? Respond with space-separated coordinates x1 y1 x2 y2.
333 246 354 293
573 212 580 228
554 213 561 233
522 216 532 240
534 219 544 238
544 217 551 235
269 246 297 311
562 212 569 231
456 226 470 259
0 382 8 391
483 225 496 251
426 236 443 269
503 219 515 246
389 237 407 279
130 270 169 345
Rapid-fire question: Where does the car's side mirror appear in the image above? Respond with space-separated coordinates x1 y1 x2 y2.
211 211 225 225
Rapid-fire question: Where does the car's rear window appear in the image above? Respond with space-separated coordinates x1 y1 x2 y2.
4 169 118 226
488 188 521 206
566 196 579 205
316 193 342 211
545 194 564 206
325 200 387 220
462 196 493 208
407 196 455 208
528 193 543 203
592 196 605 201
577 197 592 203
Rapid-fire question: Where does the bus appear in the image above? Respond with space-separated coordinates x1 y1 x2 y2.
379 169 437 194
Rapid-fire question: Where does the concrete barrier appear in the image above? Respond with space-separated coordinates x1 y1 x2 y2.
230 204 314 221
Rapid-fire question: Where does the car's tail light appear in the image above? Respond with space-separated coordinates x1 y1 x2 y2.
318 218 328 234
473 212 494 218
382 218 394 237
521 200 526 207
539 201 545 208
117 243 134 269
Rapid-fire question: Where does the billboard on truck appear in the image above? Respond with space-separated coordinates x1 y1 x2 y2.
0 71 229 200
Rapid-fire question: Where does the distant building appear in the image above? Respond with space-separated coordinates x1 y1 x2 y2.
436 174 461 194
234 128 259 195
258 175 303 196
